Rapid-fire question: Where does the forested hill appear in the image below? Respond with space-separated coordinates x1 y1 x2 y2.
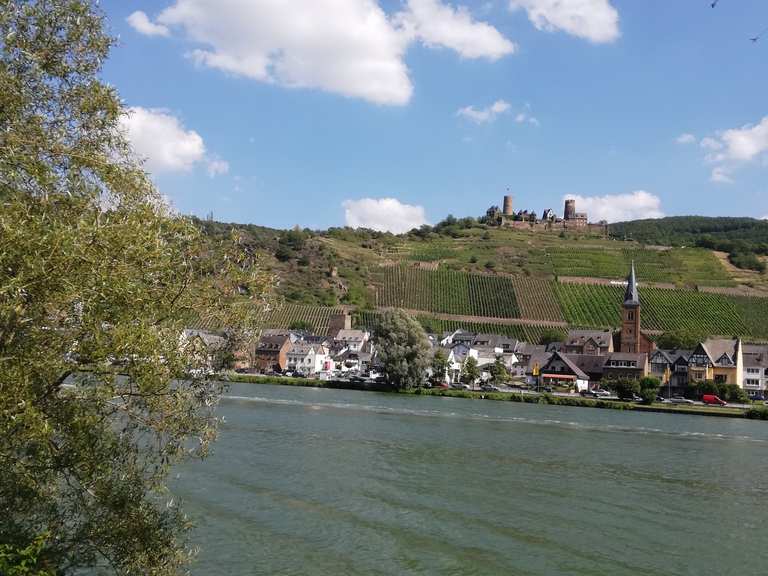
610 217 768 249
610 217 768 272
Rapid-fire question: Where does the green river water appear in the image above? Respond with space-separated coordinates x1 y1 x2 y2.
173 383 768 575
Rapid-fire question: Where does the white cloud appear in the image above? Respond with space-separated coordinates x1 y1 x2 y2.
564 191 664 223
697 116 768 184
457 99 510 123
206 158 230 178
515 111 539 125
120 107 227 176
343 198 428 233
145 0 513 106
714 117 768 163
127 11 170 37
700 136 723 151
509 0 620 43
710 166 733 184
676 133 696 144
396 0 516 60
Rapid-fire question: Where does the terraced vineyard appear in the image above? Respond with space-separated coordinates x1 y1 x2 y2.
548 247 734 287
374 266 520 318
733 296 768 340
354 310 566 344
553 283 756 337
510 276 564 322
261 304 345 333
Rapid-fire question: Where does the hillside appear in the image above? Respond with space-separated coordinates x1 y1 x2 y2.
611 217 768 275
196 216 768 341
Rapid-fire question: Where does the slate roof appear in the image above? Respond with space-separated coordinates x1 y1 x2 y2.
566 329 613 348
542 352 589 380
624 262 640 306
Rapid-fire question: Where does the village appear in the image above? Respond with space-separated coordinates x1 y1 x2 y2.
183 263 768 403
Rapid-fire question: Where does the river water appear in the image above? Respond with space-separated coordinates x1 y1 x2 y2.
173 384 768 575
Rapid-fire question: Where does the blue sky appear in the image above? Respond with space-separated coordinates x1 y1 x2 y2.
103 0 768 231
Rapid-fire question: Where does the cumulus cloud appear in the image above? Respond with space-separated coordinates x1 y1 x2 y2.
343 198 428 233
696 116 768 183
676 133 696 144
509 0 620 43
120 107 227 176
457 99 510 123
396 0 516 60
141 0 513 106
564 191 664 223
127 11 170 37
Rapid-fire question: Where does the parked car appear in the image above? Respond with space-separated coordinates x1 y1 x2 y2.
670 396 695 405
702 394 727 406
592 389 611 397
480 384 501 392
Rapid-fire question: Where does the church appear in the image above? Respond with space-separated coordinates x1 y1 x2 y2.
616 262 655 354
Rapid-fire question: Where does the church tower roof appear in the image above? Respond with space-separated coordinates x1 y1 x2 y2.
624 261 640 306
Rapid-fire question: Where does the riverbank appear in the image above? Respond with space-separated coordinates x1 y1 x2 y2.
223 373 768 420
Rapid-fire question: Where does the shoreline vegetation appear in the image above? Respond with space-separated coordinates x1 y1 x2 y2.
223 373 768 420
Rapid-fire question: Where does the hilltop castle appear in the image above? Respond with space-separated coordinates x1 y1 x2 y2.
485 195 608 234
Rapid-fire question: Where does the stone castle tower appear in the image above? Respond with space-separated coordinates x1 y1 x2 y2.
620 262 641 353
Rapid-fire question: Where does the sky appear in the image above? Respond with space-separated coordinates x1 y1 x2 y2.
103 0 768 232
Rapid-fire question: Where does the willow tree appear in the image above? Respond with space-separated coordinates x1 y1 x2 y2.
0 1 272 574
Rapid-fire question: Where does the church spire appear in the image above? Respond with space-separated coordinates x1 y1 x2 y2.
624 261 639 306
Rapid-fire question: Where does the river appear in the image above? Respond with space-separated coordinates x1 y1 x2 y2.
172 383 768 575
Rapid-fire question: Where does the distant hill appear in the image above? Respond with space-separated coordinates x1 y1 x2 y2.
194 215 768 341
610 217 768 273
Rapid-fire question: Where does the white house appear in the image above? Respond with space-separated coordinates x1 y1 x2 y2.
743 344 768 399
333 329 369 353
286 343 329 375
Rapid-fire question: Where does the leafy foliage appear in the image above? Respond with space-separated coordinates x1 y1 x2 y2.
430 349 449 384
374 310 431 390
461 357 480 385
0 2 272 574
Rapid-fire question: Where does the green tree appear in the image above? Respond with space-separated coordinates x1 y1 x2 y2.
488 357 509 384
288 320 314 332
430 349 449 384
539 328 564 346
655 330 702 350
638 376 661 404
461 357 480 386
0 2 272 574
374 310 431 390
606 378 640 400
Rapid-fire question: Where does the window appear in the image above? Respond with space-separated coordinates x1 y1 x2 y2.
714 375 727 384
627 311 634 321
745 379 761 387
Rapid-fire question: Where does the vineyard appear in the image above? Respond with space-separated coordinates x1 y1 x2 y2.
509 276 564 322
733 296 768 340
553 283 757 337
374 266 520 318
548 247 734 287
354 310 566 344
260 304 345 333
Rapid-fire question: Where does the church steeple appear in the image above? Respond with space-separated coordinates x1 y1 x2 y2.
620 261 642 353
624 261 639 307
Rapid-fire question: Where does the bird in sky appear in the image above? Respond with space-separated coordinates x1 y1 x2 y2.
750 26 768 43
711 0 719 7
